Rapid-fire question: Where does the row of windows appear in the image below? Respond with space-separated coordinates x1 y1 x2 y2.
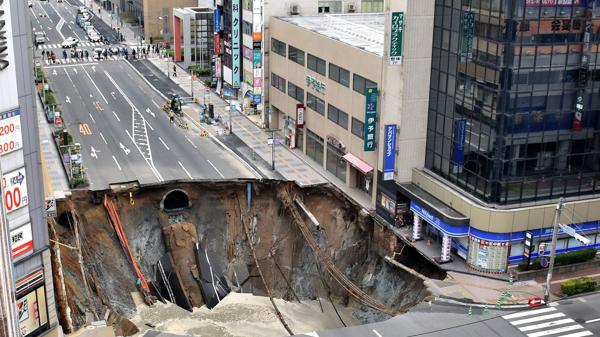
328 104 349 130
307 92 325 115
272 73 286 93
271 38 377 95
288 82 305 103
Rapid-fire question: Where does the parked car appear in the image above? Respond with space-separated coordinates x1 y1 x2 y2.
61 37 79 48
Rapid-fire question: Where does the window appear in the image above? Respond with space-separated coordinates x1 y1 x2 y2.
307 93 325 115
271 73 286 93
307 54 326 76
306 129 324 165
242 21 252 36
327 144 347 182
329 63 350 87
288 45 305 66
328 104 348 129
353 74 377 95
318 6 330 13
352 117 364 139
288 82 304 103
272 38 286 57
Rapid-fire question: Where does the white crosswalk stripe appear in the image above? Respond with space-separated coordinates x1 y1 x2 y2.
503 307 595 337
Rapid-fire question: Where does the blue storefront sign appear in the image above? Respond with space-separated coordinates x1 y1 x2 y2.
363 87 378 152
214 7 221 32
231 0 241 89
253 95 261 104
452 119 467 170
410 201 469 237
383 124 396 181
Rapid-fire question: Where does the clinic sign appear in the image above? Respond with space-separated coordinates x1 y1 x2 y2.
363 87 378 152
231 0 241 88
2 167 28 214
383 124 396 181
0 0 19 113
389 12 404 65
0 109 22 155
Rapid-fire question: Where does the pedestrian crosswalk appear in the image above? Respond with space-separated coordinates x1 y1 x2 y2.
38 42 105 50
43 55 122 65
503 307 594 337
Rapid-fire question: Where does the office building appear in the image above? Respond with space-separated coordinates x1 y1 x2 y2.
173 7 215 70
1 0 58 335
378 0 600 273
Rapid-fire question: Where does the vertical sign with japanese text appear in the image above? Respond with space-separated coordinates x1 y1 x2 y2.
461 11 475 62
363 87 378 152
0 0 18 113
231 0 241 88
389 12 404 65
383 124 396 180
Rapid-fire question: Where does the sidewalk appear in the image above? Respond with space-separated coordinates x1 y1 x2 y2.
147 57 375 210
37 95 71 200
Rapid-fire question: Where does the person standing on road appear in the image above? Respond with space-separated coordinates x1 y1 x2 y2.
173 65 177 77
168 110 175 124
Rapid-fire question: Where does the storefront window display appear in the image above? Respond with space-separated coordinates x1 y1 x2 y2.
15 271 48 337
467 236 511 273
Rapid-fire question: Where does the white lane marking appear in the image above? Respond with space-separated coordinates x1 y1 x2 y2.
43 62 99 69
304 333 319 337
158 137 170 150
145 108 155 118
152 100 161 109
527 324 584 337
178 161 193 179
88 113 96 123
112 155 122 171
503 308 557 320
372 330 383 337
512 313 565 326
112 111 120 122
185 135 198 149
145 120 154 131
99 132 107 145
207 160 225 179
558 332 593 337
586 318 600 324
82 65 108 104
519 319 575 332
56 19 66 40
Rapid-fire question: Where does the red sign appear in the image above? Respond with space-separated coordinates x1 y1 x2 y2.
528 297 543 307
10 223 33 259
214 34 221 55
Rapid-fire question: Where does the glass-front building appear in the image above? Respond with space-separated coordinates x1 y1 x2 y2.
427 0 600 205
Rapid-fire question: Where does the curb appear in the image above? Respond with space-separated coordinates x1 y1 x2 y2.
124 59 263 180
433 295 532 309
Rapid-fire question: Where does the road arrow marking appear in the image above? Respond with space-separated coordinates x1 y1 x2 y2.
111 92 116 100
73 68 78 75
52 69 57 76
90 146 100 159
92 66 96 73
120 143 130 155
145 108 155 118
65 96 71 104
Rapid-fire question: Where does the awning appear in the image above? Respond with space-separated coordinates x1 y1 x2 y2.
342 153 373 175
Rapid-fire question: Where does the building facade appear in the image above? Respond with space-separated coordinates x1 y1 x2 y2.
173 7 215 70
376 0 600 274
1 0 58 335
211 0 384 125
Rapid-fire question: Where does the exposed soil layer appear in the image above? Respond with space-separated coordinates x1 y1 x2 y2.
53 181 441 334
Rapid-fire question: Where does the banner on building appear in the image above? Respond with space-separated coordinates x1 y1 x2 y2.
10 223 33 259
461 11 475 62
383 124 396 180
296 104 305 128
388 12 404 65
363 87 378 152
452 119 467 172
231 0 241 88
214 7 221 32
252 0 262 41
2 167 29 214
0 0 18 113
524 0 584 6
0 108 22 156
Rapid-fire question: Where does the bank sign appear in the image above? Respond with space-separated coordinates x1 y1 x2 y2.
0 0 18 113
383 124 396 181
363 87 378 152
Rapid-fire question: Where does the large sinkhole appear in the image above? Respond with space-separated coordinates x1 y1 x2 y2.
161 189 191 212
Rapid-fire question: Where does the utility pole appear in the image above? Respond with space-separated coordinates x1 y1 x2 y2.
544 197 564 304
266 129 281 170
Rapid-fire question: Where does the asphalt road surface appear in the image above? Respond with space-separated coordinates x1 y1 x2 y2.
294 293 600 337
32 1 255 189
